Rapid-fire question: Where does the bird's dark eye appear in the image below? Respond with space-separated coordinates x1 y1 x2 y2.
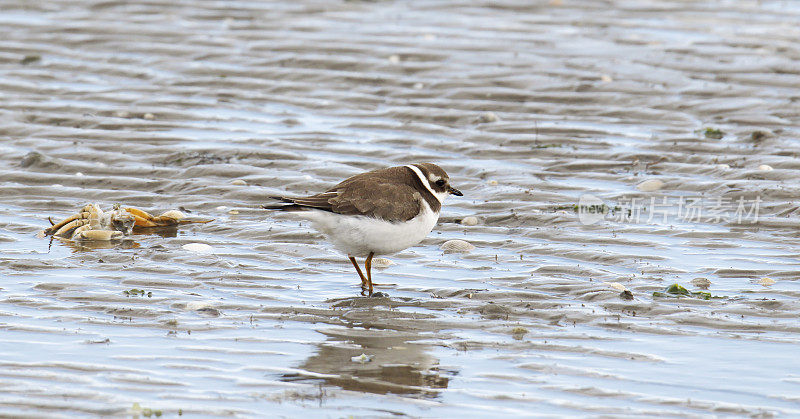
435 179 446 187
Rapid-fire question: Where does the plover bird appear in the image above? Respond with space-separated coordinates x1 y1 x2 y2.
263 163 462 296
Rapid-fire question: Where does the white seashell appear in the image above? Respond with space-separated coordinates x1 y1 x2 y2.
600 74 613 83
487 180 499 186
460 216 479 226
413 82 424 90
478 111 499 123
216 206 228 211
758 164 773 171
186 301 215 310
182 243 213 254
351 353 372 363
636 179 664 192
759 277 775 286
228 210 239 215
602 282 628 292
115 110 130 118
388 54 400 63
75 172 84 177
371 257 394 268
159 210 185 220
230 179 247 186
441 239 475 253
717 164 730 170
143 113 155 120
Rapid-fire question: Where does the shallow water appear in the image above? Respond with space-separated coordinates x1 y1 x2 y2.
2 0 800 417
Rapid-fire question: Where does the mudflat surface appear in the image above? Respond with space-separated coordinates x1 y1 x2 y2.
2 0 800 417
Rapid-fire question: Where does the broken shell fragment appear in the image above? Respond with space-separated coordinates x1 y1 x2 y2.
441 239 475 253
636 179 664 192
351 353 373 363
691 277 712 289
603 282 628 292
159 210 186 221
182 243 214 254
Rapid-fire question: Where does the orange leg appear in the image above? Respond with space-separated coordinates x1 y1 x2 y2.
349 256 369 295
364 252 374 296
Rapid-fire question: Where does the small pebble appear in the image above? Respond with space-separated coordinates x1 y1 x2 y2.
603 282 628 292
487 180 499 186
600 74 613 83
351 353 372 364
182 243 214 254
441 239 475 253
691 277 712 289
759 277 776 287
230 179 247 186
388 54 400 63
511 326 528 335
511 327 528 340
228 210 239 215
143 112 155 120
619 290 634 300
186 301 215 310
477 111 499 123
115 110 130 118
758 164 773 171
460 216 479 226
751 130 769 141
636 179 664 192
371 257 394 268
413 82 424 90
196 307 221 317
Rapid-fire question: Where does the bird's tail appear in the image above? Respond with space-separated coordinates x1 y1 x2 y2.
262 196 304 211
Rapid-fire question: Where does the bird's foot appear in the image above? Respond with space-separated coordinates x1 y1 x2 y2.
360 287 388 298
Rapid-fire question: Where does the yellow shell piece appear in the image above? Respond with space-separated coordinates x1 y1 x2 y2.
124 207 154 219
45 213 85 235
70 224 92 240
54 218 90 237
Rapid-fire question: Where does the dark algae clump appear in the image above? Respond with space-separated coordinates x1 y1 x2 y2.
653 284 714 300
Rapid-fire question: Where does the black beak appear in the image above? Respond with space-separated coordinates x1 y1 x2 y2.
447 186 463 196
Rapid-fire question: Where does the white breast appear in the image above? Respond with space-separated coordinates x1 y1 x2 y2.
300 201 440 257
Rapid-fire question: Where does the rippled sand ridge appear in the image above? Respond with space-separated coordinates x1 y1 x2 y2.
2 0 800 416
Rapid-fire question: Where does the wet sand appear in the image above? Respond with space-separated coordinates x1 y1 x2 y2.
2 0 800 416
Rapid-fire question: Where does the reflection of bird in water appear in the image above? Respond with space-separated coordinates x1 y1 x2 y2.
283 328 450 397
